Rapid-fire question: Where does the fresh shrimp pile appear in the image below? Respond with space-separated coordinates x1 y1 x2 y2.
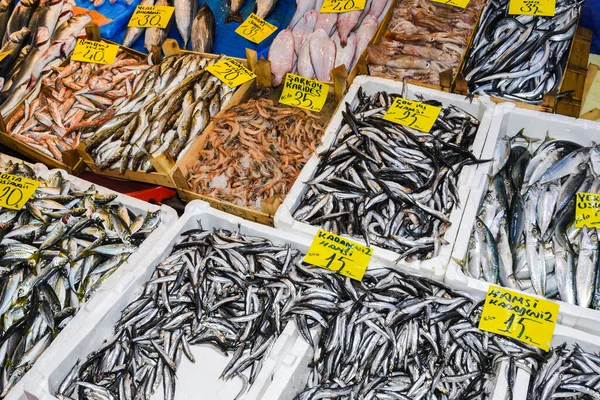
187 98 325 211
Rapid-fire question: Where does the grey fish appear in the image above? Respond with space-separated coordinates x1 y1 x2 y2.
0 0 15 46
255 0 276 20
190 3 214 53
174 0 195 48
3 0 37 46
144 0 172 52
225 0 246 23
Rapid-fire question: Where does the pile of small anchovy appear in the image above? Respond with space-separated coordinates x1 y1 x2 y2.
462 0 582 104
0 160 161 398
293 88 486 261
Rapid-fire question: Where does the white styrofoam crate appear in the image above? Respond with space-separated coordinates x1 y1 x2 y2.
274 75 497 282
446 102 600 336
2 168 177 400
0 152 48 176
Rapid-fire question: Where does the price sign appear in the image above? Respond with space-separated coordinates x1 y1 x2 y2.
320 0 366 12
383 98 441 132
71 39 119 65
0 174 40 210
303 229 373 281
0 50 11 63
279 73 328 112
479 285 558 351
205 57 256 88
235 13 278 44
431 0 470 8
128 5 175 28
575 192 600 228
509 0 555 16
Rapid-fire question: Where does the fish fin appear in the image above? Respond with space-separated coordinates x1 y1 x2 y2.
225 10 243 23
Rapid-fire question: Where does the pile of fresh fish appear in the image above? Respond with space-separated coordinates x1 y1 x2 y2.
462 0 581 104
226 0 278 23
0 7 92 115
367 0 485 85
268 0 390 85
0 160 161 397
5 49 149 162
123 0 215 53
78 53 236 173
187 97 325 211
293 88 485 261
465 133 600 309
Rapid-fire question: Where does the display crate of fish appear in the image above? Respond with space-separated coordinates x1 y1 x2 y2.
274 75 496 280
174 76 340 226
453 0 582 113
75 48 255 188
0 163 177 400
446 102 600 336
363 0 486 93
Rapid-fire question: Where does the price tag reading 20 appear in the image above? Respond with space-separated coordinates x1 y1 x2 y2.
205 57 256 88
304 229 373 281
479 286 559 351
320 0 367 12
279 73 328 112
509 0 555 16
0 174 40 210
128 5 175 29
71 39 120 65
383 98 442 133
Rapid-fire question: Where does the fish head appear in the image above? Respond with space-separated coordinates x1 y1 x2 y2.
10 27 31 44
34 26 51 48
0 0 13 12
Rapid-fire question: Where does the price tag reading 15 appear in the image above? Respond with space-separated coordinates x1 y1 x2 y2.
205 57 256 88
304 229 373 281
509 0 555 16
478 285 559 351
71 39 120 65
128 5 175 29
383 98 442 133
320 0 367 12
279 73 328 113
0 174 40 210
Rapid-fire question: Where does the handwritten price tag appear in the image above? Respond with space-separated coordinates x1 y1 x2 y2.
279 73 328 112
479 286 558 351
383 98 441 132
0 50 12 63
128 5 175 28
304 229 373 281
235 13 278 44
431 0 471 8
0 174 40 210
574 192 600 228
71 39 119 65
206 57 256 88
509 0 555 16
320 0 366 12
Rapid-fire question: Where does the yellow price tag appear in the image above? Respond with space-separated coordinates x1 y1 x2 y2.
0 174 40 210
320 0 366 12
303 229 373 281
279 73 328 113
430 0 470 8
235 13 278 44
128 5 175 28
479 285 558 351
0 50 12 63
509 0 555 16
383 98 441 133
205 57 256 88
575 192 600 228
71 39 120 65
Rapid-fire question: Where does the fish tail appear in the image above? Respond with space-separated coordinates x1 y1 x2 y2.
225 10 243 24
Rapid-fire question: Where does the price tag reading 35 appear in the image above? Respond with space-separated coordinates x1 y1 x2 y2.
509 0 555 16
430 0 471 8
0 174 40 210
235 13 278 44
72 39 120 65
128 5 175 28
279 73 328 112
320 0 366 12
383 98 442 133
479 286 559 351
574 192 600 228
304 229 373 281
205 57 256 88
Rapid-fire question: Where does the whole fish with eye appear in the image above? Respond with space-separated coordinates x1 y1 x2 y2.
0 159 161 398
190 3 214 53
464 130 600 309
462 0 582 104
293 88 487 261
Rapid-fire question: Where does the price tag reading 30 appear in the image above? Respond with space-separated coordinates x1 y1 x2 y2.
479 286 559 351
128 5 175 28
279 73 328 112
383 98 441 133
509 0 555 16
431 0 471 8
304 229 373 281
235 13 278 44
320 0 367 12
205 57 256 88
72 39 120 65
0 174 40 210
575 192 600 228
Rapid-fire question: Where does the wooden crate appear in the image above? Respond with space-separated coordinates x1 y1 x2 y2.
555 26 591 118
